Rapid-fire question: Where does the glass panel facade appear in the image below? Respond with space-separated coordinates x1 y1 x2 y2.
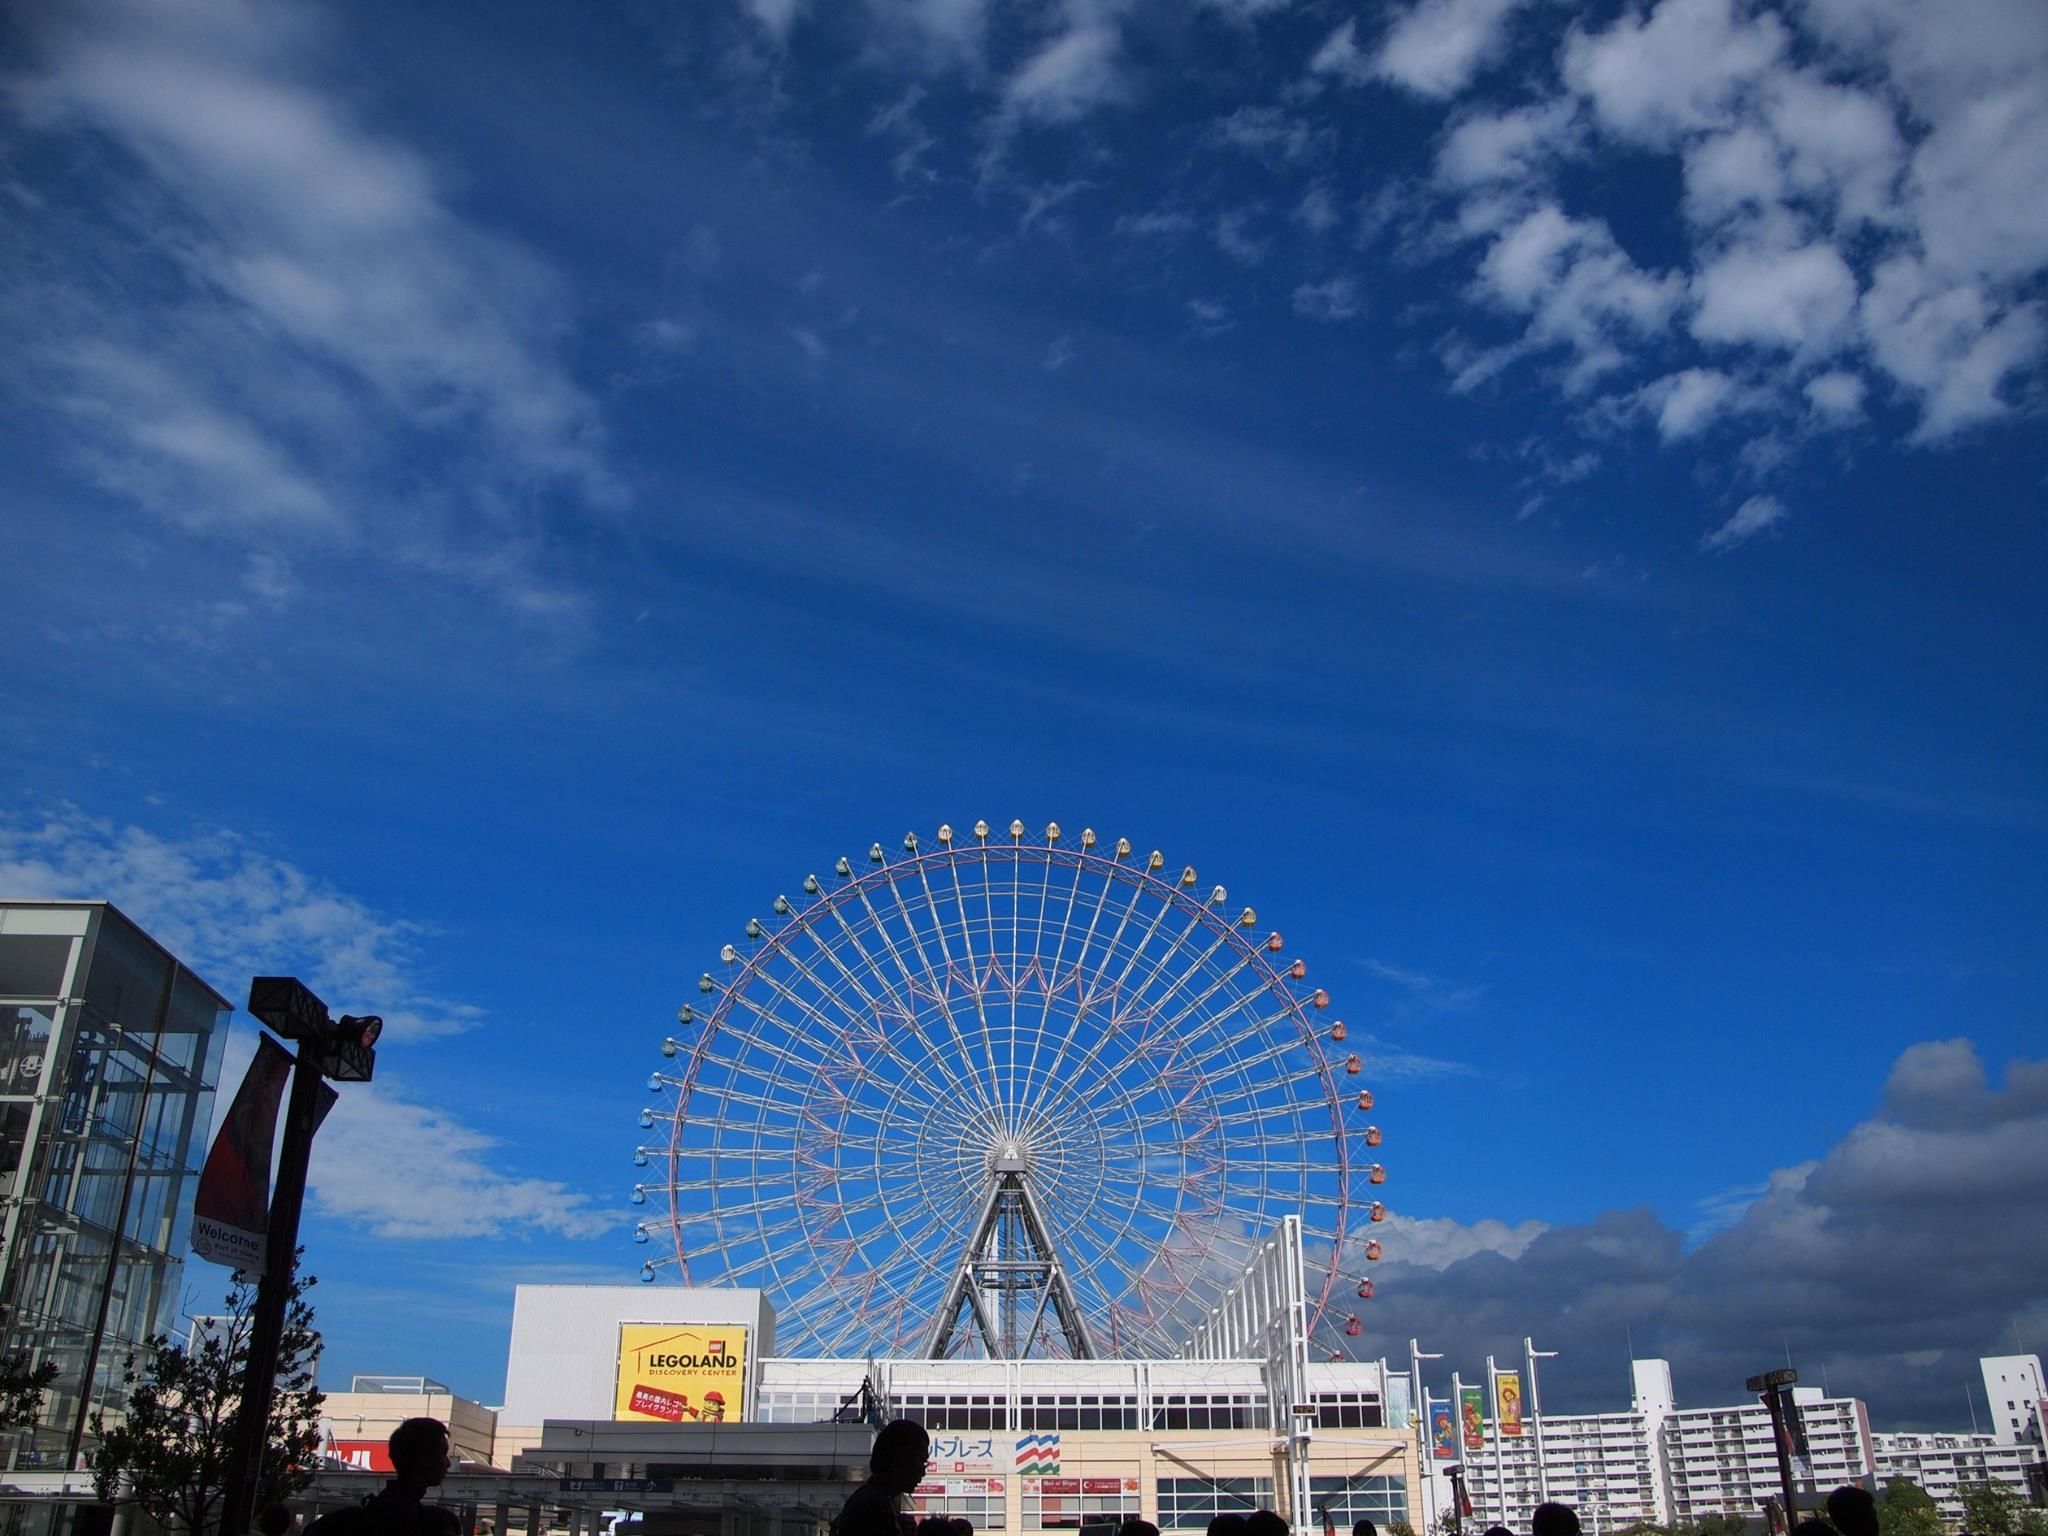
0 905 226 1473
1156 1476 1277 1529
1024 1478 1141 1529
1307 1475 1408 1530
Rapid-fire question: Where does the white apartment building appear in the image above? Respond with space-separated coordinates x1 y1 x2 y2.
1658 1387 1872 1527
1872 1431 2047 1528
1979 1356 2046 1449
1431 1358 2043 1535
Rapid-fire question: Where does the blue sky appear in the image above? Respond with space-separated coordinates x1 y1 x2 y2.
1 0 2043 1429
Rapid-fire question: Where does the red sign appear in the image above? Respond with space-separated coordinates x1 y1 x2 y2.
331 1440 393 1473
1039 1478 1081 1494
1083 1479 1126 1494
628 1384 693 1422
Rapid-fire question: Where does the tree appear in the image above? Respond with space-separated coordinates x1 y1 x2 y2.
1387 1522 1418 1536
90 1257 325 1536
1959 1482 2022 1536
1 1349 60 1432
1692 1516 1752 1536
1876 1478 1943 1536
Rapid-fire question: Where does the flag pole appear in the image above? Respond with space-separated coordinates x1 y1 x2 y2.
1526 1337 1559 1505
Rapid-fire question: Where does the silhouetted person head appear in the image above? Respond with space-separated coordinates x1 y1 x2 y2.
871 1419 932 1498
1208 1515 1250 1536
947 1521 973 1536
1120 1520 1160 1536
1354 1521 1380 1536
1247 1512 1290 1536
388 1417 451 1494
258 1506 295 1536
1483 1526 1513 1536
1792 1520 1838 1536
1828 1487 1878 1536
917 1518 951 1536
1531 1504 1580 1536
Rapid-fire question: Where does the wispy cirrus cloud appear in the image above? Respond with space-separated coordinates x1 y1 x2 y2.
0 804 612 1243
5 0 617 625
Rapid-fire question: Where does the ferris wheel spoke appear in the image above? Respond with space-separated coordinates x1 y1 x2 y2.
843 877 1001 1120
877 861 1009 1121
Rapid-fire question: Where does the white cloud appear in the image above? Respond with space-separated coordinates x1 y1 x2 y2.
1760 71 1903 228
1562 0 1788 148
1187 297 1233 336
1909 82 2048 287
1043 333 1076 370
1212 105 1324 163
1214 207 1269 267
1294 184 1339 235
1374 1211 1548 1269
0 804 611 1243
1308 19 1370 84
1680 126 1785 226
1691 241 1859 356
1372 0 1530 99
307 1087 614 1240
1861 256 2046 442
0 805 481 1041
1643 366 1740 440
1293 276 1362 322
1002 21 1122 126
1804 369 1866 423
742 0 803 42
1435 99 1577 190
1467 203 1682 389
1113 210 1197 239
1699 492 1785 551
1197 0 1291 19
8 0 615 622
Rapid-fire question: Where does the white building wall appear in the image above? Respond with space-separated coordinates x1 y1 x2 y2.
1660 1391 1872 1526
1460 1409 1663 1534
1978 1356 2046 1449
499 1285 773 1445
1873 1431 2044 1526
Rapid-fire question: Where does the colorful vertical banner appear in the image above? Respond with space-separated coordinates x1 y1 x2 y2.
191 1035 294 1271
1460 1384 1486 1450
1430 1398 1456 1458
1496 1370 1525 1438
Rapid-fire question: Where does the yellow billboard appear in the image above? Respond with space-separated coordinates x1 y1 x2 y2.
614 1323 749 1423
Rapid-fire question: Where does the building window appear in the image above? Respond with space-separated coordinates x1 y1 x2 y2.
1157 1477 1276 1529
1152 1394 1264 1431
1308 1476 1408 1530
1312 1394 1385 1429
916 1482 1008 1530
1024 1477 1140 1530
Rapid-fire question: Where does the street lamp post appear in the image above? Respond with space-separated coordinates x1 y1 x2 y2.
1746 1368 1801 1535
216 977 379 1536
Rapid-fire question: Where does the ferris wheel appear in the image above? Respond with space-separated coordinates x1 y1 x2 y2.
637 821 1387 1361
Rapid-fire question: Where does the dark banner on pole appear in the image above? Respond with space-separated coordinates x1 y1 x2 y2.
191 1035 293 1271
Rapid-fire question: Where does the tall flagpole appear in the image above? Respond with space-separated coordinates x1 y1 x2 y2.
1452 1369 1466 1530
1413 1340 1443 1534
1487 1355 1506 1530
1526 1337 1559 1505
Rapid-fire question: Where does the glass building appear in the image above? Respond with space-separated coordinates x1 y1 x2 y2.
0 901 229 1474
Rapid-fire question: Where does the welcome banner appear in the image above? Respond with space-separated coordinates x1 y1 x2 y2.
190 1035 293 1271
